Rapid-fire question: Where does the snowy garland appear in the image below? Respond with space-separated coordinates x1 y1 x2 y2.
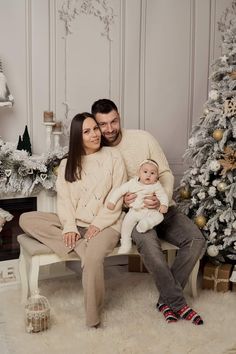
0 138 68 197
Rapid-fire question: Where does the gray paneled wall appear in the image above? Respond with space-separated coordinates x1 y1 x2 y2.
0 0 231 185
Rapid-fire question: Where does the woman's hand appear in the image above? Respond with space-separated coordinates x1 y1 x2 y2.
63 232 81 248
84 225 100 241
107 202 115 210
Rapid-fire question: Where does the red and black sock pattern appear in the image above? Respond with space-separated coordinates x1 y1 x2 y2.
156 303 178 323
177 305 203 325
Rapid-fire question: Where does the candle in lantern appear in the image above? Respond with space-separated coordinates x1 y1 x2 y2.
43 111 54 123
52 121 62 133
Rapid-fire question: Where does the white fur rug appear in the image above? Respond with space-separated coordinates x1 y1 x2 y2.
1 265 236 354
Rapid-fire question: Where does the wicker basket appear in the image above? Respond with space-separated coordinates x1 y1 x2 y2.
25 293 50 333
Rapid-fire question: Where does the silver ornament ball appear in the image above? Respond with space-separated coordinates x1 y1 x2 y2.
207 245 219 257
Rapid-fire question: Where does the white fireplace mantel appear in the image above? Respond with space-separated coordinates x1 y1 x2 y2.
0 190 56 213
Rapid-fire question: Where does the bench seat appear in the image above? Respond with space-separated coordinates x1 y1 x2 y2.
17 233 199 303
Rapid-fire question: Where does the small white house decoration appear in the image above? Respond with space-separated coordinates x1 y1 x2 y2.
25 292 50 333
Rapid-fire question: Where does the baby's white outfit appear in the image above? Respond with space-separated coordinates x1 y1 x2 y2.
108 177 168 254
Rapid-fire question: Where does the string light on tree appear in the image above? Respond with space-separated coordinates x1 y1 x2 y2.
194 215 207 229
217 181 227 192
179 186 191 199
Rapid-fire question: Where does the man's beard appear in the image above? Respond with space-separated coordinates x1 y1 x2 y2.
101 131 120 146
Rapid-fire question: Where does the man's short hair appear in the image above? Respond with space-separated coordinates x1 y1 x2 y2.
91 99 118 115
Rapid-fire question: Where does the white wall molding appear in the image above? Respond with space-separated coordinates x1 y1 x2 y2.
186 0 195 140
49 0 57 114
58 0 115 131
118 0 125 120
25 0 33 139
139 0 147 130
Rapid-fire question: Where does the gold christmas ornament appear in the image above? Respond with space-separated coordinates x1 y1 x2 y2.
212 129 224 141
179 187 191 199
194 215 207 229
217 181 227 192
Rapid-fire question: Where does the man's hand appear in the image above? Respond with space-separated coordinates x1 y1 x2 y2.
124 192 137 207
159 205 168 214
143 195 160 209
63 232 81 248
85 225 100 241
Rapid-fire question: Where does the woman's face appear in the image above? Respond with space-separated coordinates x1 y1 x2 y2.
82 117 101 154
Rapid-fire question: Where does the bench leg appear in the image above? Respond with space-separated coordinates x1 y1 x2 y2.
189 259 199 298
18 248 29 304
166 249 176 267
29 256 40 296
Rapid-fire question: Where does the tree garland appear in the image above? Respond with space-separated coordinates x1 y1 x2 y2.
0 138 67 197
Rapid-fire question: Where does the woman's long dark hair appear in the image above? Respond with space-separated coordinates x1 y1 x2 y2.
65 112 97 182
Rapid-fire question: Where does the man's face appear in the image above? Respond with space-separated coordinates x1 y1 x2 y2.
94 110 121 145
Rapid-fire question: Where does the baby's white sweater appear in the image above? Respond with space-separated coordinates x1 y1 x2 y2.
109 177 169 210
115 129 175 205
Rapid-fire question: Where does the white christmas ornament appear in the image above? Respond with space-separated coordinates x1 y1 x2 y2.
207 245 219 257
209 160 221 172
221 55 228 63
209 90 219 100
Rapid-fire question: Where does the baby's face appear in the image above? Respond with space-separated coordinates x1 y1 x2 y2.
139 163 158 185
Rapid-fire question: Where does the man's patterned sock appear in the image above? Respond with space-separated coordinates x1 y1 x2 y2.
176 305 204 325
156 303 178 323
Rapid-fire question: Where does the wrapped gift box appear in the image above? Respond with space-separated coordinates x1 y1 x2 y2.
202 262 233 292
230 265 236 292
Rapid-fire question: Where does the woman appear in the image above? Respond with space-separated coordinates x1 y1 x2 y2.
20 112 127 327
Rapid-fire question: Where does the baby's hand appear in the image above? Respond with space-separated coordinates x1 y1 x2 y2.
159 205 168 214
107 202 115 210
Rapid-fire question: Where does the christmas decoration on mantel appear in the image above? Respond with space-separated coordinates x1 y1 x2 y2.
176 1 236 264
17 125 32 156
0 59 14 108
0 138 67 197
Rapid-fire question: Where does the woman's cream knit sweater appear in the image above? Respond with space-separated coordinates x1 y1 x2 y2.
56 147 127 235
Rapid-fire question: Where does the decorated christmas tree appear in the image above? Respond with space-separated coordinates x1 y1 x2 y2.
177 1 236 264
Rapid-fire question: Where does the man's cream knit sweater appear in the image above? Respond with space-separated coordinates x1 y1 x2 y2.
116 129 175 205
56 147 127 234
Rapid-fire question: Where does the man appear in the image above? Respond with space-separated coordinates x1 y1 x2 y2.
91 99 206 325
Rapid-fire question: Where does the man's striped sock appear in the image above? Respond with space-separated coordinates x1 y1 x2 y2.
156 303 178 323
176 305 204 325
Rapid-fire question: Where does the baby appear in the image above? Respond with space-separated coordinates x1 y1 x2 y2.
107 159 168 254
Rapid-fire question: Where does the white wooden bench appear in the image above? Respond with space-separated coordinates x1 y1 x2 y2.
17 233 199 303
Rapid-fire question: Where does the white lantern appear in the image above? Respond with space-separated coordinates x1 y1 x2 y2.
25 292 50 333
